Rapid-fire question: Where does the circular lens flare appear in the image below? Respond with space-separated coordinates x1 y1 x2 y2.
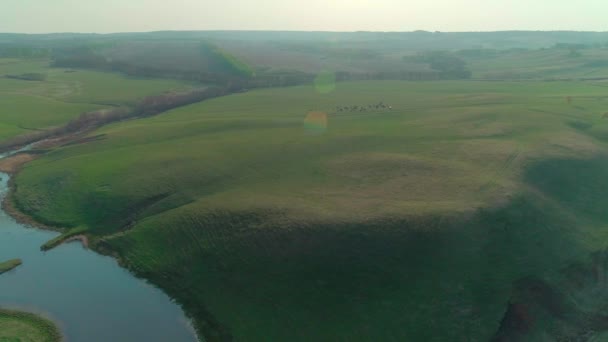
314 71 336 94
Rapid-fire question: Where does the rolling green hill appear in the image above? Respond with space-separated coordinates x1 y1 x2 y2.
11 80 608 340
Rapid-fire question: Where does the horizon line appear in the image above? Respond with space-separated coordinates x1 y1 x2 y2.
2 29 608 35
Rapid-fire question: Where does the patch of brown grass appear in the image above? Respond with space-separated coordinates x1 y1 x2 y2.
0 154 36 173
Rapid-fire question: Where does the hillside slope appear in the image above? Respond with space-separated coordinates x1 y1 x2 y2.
12 80 608 341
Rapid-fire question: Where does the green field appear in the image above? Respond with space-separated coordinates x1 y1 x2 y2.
11 79 608 340
0 58 193 142
0 309 61 342
467 47 608 80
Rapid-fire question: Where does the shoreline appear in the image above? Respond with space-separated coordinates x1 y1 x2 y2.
1 172 63 234
0 147 203 342
0 308 62 342
0 81 242 341
0 259 22 275
0 85 235 341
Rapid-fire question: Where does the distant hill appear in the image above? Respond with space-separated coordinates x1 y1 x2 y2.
2 31 608 81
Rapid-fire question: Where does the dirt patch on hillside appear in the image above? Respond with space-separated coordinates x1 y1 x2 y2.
64 235 89 249
0 154 36 173
493 251 608 341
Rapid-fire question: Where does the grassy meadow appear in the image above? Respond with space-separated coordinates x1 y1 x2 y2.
0 58 193 141
11 79 608 340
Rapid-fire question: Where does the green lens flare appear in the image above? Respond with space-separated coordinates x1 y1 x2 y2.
314 71 336 94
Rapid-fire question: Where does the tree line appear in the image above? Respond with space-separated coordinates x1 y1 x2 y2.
404 51 472 79
0 45 51 58
4 73 47 81
50 44 464 89
0 86 239 153
51 44 256 86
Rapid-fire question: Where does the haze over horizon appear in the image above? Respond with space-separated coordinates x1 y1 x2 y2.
2 0 607 34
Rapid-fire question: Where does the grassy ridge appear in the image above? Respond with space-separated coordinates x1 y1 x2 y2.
0 309 61 342
12 80 608 340
0 259 22 275
40 227 87 251
108 197 585 341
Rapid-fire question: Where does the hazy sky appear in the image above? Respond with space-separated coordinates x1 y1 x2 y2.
2 0 607 33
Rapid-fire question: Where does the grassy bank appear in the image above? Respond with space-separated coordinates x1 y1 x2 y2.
11 80 608 340
40 227 88 251
0 309 62 342
0 259 22 275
